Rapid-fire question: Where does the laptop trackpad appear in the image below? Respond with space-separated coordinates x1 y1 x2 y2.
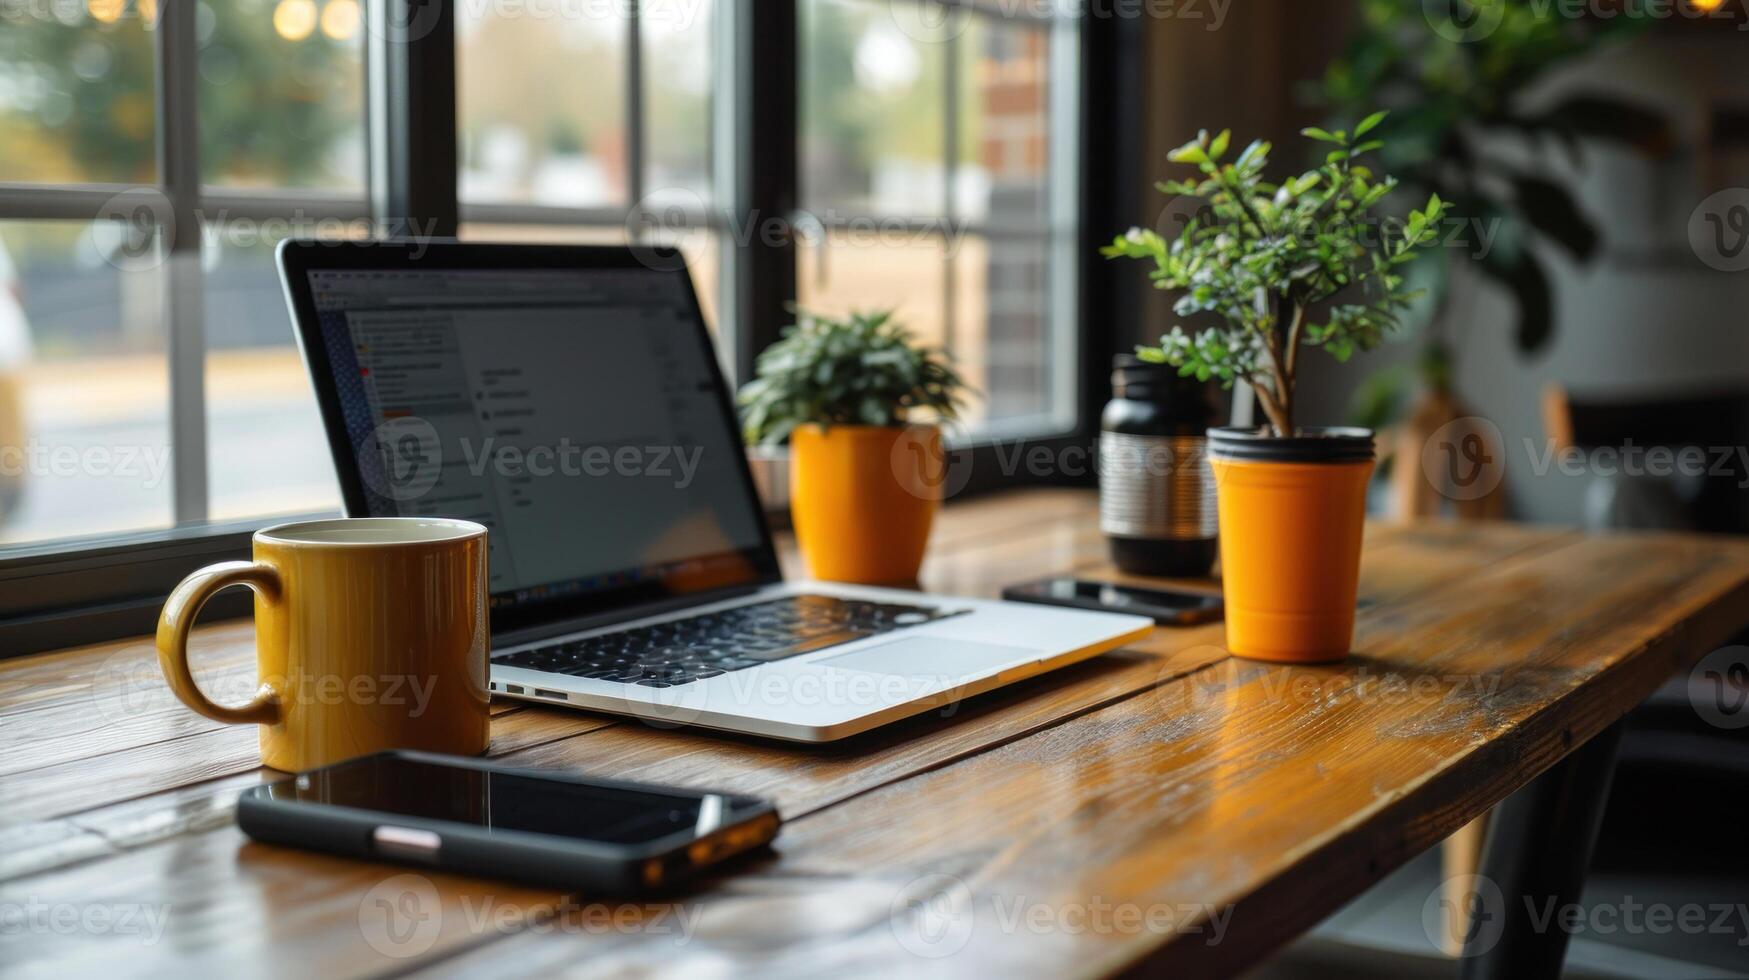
816 637 1034 682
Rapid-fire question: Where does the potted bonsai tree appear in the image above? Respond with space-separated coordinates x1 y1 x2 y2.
738 308 970 584
1103 114 1445 662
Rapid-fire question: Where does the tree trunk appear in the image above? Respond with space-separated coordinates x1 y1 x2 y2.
1253 381 1293 436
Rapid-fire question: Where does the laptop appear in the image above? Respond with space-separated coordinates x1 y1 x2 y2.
278 240 1152 741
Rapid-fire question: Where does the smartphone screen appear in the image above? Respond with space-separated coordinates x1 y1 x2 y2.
1040 579 1216 610
264 754 750 845
1004 578 1223 624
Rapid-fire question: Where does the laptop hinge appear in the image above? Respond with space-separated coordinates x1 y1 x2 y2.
491 582 773 651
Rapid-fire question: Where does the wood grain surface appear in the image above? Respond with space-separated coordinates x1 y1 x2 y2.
2 489 1746 979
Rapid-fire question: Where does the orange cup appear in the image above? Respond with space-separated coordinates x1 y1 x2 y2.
1208 428 1374 663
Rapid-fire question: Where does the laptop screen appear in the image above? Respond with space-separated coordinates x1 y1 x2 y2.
297 258 773 632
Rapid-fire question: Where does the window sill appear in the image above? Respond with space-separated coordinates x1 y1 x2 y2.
0 511 339 659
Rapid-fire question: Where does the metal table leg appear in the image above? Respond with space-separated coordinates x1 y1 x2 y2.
1460 721 1624 980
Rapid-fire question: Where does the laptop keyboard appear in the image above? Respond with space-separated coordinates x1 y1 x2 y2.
495 594 956 688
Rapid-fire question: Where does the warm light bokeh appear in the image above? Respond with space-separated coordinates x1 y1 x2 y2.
86 0 125 24
320 0 361 41
272 0 318 41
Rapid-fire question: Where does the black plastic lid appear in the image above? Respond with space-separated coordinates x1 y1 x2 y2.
1111 355 1219 420
1207 426 1375 463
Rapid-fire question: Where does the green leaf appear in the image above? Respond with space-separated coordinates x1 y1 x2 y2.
1169 146 1209 165
1208 129 1231 160
1235 139 1270 171
1477 246 1555 354
1509 176 1597 261
1168 138 1209 165
1353 110 1388 138
1301 127 1340 143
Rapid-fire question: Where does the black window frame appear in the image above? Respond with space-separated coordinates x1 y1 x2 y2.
0 0 1142 657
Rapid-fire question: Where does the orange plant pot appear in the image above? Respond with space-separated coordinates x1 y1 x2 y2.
789 423 944 584
1209 428 1375 663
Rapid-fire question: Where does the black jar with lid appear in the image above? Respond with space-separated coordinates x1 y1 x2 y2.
1098 354 1221 577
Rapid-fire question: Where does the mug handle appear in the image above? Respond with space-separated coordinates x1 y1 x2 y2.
155 561 284 725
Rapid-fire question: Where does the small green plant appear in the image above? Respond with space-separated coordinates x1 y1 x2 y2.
737 308 970 446
1102 113 1446 436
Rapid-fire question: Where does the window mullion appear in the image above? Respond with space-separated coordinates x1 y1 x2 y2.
197 190 372 223
0 184 157 221
943 15 960 358
1050 11 1083 432
725 0 797 383
711 0 744 376
157 0 208 525
626 0 646 217
368 0 459 237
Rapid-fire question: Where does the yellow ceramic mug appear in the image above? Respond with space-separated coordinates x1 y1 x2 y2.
155 517 491 772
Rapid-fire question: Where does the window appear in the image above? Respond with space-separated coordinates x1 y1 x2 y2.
0 0 1103 652
0 12 157 184
0 218 170 541
199 0 367 190
456 0 724 340
457 6 629 209
0 0 369 547
796 0 1077 438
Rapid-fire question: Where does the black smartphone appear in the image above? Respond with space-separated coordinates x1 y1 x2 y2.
1001 578 1224 625
236 750 780 893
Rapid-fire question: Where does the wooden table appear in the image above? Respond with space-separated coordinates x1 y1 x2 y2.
4 489 1748 978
